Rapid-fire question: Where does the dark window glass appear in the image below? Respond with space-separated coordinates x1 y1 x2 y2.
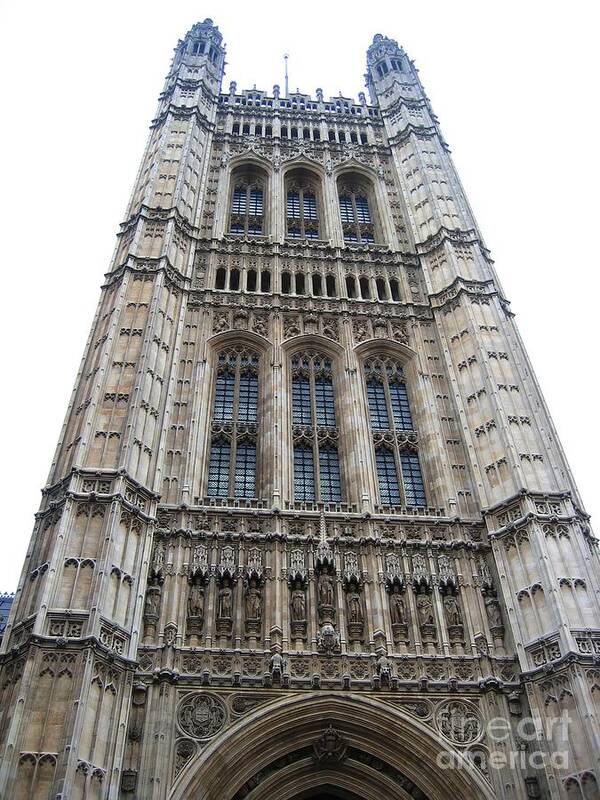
319 446 342 502
213 371 235 421
232 188 246 215
287 191 301 218
207 440 231 497
304 193 317 220
390 381 413 430
294 446 315 501
400 451 426 506
367 380 389 429
355 196 371 224
249 189 263 216
234 443 256 498
376 448 401 505
238 373 258 423
339 196 354 224
292 377 312 424
315 378 336 426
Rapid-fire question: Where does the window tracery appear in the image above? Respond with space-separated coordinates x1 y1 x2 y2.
285 170 321 240
229 166 267 236
337 175 376 243
291 352 342 503
207 347 260 499
364 356 426 507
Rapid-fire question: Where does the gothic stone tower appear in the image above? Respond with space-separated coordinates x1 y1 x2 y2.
1 19 599 800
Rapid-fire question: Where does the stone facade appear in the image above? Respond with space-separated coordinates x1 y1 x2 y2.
0 18 599 800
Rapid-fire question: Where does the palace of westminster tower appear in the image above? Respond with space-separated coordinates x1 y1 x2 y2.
1 18 599 800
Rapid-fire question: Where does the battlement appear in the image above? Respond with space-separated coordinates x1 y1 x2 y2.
218 85 380 118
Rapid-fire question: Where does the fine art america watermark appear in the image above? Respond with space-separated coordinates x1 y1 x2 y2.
436 711 571 772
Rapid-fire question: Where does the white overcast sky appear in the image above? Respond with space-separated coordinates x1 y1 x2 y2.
0 1 598 591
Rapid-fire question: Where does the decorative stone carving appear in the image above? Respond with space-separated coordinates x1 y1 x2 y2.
436 701 482 744
317 622 340 655
217 576 234 635
186 578 205 638
178 693 227 739
345 579 364 642
313 725 347 764
416 590 437 646
268 650 286 682
318 570 336 625
388 582 409 645
244 576 262 636
290 579 307 640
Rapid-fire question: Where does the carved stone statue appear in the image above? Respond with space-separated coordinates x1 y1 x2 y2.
390 584 406 625
318 572 335 608
417 593 434 626
269 650 286 679
443 595 463 627
218 578 233 619
187 582 204 621
144 588 160 619
245 578 262 620
346 588 363 624
485 597 503 629
291 581 306 622
377 653 392 681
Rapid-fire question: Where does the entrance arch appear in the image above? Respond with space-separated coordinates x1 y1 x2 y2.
170 692 494 800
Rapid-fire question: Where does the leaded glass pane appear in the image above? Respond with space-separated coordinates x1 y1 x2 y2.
304 192 317 220
367 379 389 429
292 377 312 425
238 373 258 423
232 187 246 214
376 448 401 505
249 188 263 216
294 446 315 501
315 378 336 426
234 443 256 498
355 195 371 224
207 440 230 497
319 446 342 502
390 381 413 430
400 451 426 506
339 195 354 224
287 191 301 219
213 371 235 421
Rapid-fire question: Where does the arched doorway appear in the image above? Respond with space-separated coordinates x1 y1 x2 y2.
170 692 493 800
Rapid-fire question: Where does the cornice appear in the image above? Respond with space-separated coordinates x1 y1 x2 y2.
415 226 491 259
387 122 448 150
150 103 217 131
104 256 189 293
428 275 510 312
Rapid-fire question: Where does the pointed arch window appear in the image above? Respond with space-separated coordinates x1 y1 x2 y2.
229 167 266 235
285 169 321 240
337 175 376 243
207 347 260 500
291 352 343 504
364 356 427 508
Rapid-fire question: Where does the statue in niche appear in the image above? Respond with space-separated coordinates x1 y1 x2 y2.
218 577 233 619
485 597 503 629
187 581 205 622
318 572 335 608
417 593 434 626
291 581 306 622
346 586 363 624
389 584 406 625
144 588 160 619
245 578 262 621
443 595 463 627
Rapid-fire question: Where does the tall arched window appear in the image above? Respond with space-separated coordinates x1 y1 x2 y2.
229 166 267 236
364 355 426 507
207 347 260 499
291 352 342 503
337 174 376 244
285 169 321 240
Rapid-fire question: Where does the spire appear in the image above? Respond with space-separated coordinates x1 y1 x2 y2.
365 33 409 106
